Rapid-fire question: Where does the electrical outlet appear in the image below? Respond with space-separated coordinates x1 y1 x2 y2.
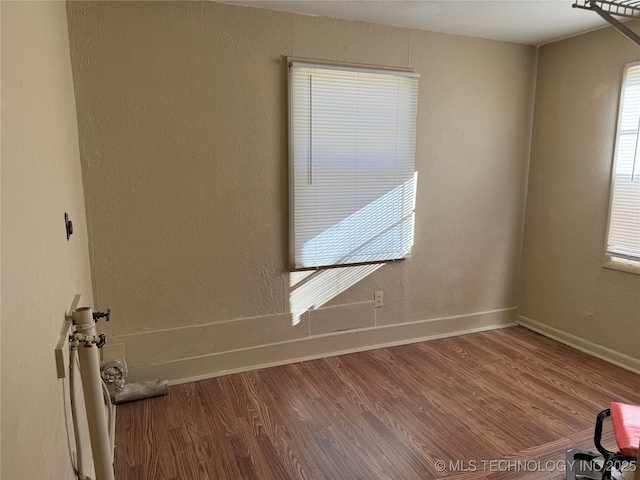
374 291 383 308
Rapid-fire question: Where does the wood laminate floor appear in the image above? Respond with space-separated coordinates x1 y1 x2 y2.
114 326 640 479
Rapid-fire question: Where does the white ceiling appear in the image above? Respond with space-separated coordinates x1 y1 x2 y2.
223 1 611 46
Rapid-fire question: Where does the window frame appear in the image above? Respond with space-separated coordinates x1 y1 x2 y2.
287 57 419 270
603 61 640 275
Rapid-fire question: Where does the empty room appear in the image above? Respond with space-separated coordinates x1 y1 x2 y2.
2 1 639 479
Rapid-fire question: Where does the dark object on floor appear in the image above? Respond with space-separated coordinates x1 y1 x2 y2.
566 402 639 480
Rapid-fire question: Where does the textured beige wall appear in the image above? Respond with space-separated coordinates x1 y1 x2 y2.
1 1 94 478
66 2 536 354
520 24 640 360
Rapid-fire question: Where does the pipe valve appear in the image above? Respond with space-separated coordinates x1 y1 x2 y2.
96 333 107 349
93 308 111 322
70 332 108 349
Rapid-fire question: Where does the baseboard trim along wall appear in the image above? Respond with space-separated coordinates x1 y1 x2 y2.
517 315 640 375
117 306 518 385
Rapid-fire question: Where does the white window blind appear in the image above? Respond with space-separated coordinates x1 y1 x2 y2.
607 63 640 263
289 61 419 269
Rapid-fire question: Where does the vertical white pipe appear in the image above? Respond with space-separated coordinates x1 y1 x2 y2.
69 347 87 479
72 307 115 480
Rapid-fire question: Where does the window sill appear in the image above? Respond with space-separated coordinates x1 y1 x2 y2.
603 257 640 275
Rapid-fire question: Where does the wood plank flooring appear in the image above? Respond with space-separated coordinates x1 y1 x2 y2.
114 326 640 479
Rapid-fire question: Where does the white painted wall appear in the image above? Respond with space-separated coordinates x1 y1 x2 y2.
1 2 94 478
519 23 640 363
66 1 537 380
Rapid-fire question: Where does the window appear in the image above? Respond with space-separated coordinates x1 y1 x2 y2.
605 62 640 272
288 60 419 269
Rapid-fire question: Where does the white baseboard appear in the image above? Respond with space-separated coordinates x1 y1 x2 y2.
517 314 640 374
124 307 518 385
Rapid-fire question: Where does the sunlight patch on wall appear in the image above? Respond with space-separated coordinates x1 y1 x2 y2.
289 263 384 325
289 174 418 325
289 270 315 288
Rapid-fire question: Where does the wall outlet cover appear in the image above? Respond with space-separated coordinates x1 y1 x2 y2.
374 291 383 308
